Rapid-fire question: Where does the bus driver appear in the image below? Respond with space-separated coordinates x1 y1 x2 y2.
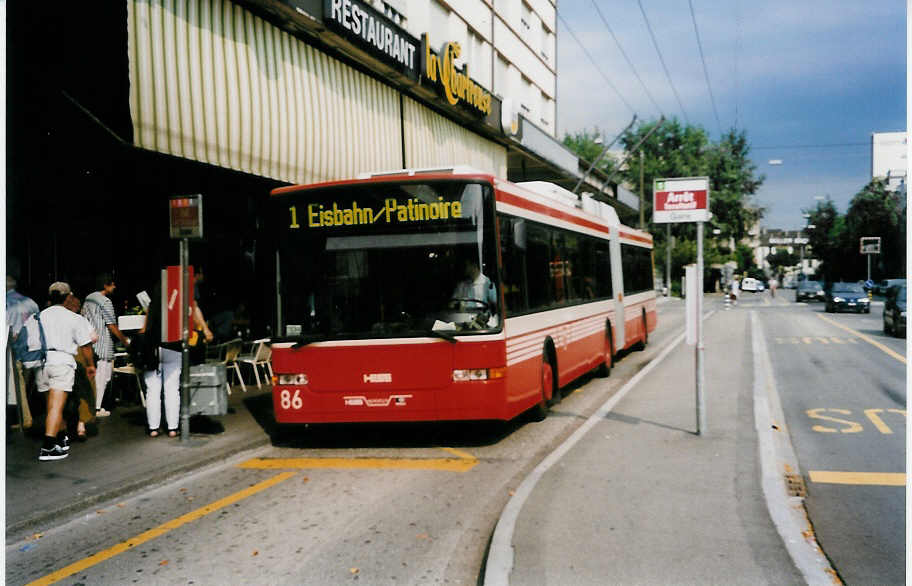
451 258 499 328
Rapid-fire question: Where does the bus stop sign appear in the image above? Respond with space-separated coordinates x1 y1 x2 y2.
860 236 881 254
169 194 204 239
653 177 711 223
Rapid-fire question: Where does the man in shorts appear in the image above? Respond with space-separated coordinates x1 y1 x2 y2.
36 282 96 461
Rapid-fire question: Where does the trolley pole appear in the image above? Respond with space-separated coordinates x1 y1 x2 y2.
180 238 191 443
695 221 706 435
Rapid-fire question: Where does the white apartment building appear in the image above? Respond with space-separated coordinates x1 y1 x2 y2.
871 131 908 191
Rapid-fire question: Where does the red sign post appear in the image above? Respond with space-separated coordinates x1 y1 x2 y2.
161 265 194 344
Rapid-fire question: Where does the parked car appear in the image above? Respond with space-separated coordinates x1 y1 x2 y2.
874 278 906 296
883 285 906 337
741 277 765 292
825 282 871 313
795 280 825 302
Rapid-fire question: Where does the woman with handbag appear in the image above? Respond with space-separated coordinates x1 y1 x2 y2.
139 279 213 438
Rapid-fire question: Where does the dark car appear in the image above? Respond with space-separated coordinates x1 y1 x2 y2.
825 282 871 313
883 285 906 337
874 278 906 296
795 280 824 302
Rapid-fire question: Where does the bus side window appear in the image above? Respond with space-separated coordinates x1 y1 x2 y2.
499 216 529 316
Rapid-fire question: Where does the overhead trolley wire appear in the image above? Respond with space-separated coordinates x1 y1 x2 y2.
589 0 664 117
637 0 689 125
557 11 637 115
752 141 870 150
687 0 722 136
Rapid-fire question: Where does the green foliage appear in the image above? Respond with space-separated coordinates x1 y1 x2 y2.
562 118 766 286
844 179 906 279
807 181 906 283
766 249 800 273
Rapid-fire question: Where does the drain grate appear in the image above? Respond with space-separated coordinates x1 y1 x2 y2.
785 473 807 497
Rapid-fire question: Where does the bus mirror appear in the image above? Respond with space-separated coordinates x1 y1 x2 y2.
513 219 526 250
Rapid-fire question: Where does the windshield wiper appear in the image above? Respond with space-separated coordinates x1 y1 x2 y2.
291 333 335 349
426 329 457 343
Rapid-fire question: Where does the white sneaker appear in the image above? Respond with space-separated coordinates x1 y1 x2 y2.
96 408 111 417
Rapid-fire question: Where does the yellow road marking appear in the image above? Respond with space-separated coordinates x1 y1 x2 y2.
27 472 297 586
816 314 906 364
238 456 477 472
809 471 906 486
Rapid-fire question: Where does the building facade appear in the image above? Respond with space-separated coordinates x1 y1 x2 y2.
8 0 634 336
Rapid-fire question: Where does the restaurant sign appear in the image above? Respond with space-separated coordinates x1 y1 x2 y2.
324 0 420 78
421 34 493 118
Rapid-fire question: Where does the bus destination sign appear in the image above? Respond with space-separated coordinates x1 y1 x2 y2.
289 197 464 229
653 177 710 223
169 194 204 239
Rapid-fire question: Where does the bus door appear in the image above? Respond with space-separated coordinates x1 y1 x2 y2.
609 229 625 346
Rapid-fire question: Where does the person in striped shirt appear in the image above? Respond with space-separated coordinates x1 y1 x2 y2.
81 274 131 417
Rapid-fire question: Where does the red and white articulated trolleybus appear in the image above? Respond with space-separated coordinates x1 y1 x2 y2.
267 167 656 425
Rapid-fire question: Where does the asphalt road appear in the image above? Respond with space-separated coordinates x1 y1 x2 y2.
746 291 906 585
6 300 686 585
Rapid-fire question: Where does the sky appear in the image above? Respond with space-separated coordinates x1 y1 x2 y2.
554 0 907 230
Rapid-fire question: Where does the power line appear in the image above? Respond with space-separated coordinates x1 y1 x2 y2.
589 0 664 117
753 142 869 150
557 12 636 115
687 0 722 136
637 0 689 124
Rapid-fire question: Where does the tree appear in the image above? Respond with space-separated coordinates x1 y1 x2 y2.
561 118 765 291
843 179 906 279
805 199 845 283
766 249 799 277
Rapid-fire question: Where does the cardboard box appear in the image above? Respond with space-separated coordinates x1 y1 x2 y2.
188 363 228 416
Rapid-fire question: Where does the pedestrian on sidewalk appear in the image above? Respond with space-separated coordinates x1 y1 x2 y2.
6 274 39 432
36 282 96 461
62 292 99 441
81 273 131 417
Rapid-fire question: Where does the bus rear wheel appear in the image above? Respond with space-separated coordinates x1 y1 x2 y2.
596 326 613 377
634 311 648 351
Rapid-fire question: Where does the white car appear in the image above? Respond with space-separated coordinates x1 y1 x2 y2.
741 277 765 292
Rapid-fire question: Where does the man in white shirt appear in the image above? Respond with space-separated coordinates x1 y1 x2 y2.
37 282 96 461
452 258 498 309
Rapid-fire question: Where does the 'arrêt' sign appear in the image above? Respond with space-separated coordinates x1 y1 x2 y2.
653 177 711 223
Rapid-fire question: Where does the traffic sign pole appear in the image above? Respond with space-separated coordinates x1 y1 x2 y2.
653 177 710 436
696 221 705 435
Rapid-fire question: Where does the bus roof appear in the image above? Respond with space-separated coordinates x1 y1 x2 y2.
270 167 652 246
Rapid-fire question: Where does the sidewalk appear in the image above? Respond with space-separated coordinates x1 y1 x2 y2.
490 308 809 585
5 381 274 541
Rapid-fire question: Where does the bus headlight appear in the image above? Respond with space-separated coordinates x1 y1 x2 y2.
276 373 309 385
453 368 506 382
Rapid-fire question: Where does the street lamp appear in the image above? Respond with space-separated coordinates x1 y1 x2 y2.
798 196 824 280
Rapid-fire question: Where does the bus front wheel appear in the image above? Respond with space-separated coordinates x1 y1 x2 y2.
532 356 556 421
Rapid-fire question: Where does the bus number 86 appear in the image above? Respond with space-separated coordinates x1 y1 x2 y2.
280 389 303 410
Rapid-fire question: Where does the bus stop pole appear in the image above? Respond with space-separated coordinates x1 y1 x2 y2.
180 237 191 442
696 221 706 435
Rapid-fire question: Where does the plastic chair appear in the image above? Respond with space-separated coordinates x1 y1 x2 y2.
237 338 272 389
112 358 145 407
207 338 245 394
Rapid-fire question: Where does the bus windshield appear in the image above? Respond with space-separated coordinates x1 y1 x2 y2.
271 180 500 341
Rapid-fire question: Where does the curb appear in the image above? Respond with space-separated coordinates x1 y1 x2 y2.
6 435 271 540
750 311 840 585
